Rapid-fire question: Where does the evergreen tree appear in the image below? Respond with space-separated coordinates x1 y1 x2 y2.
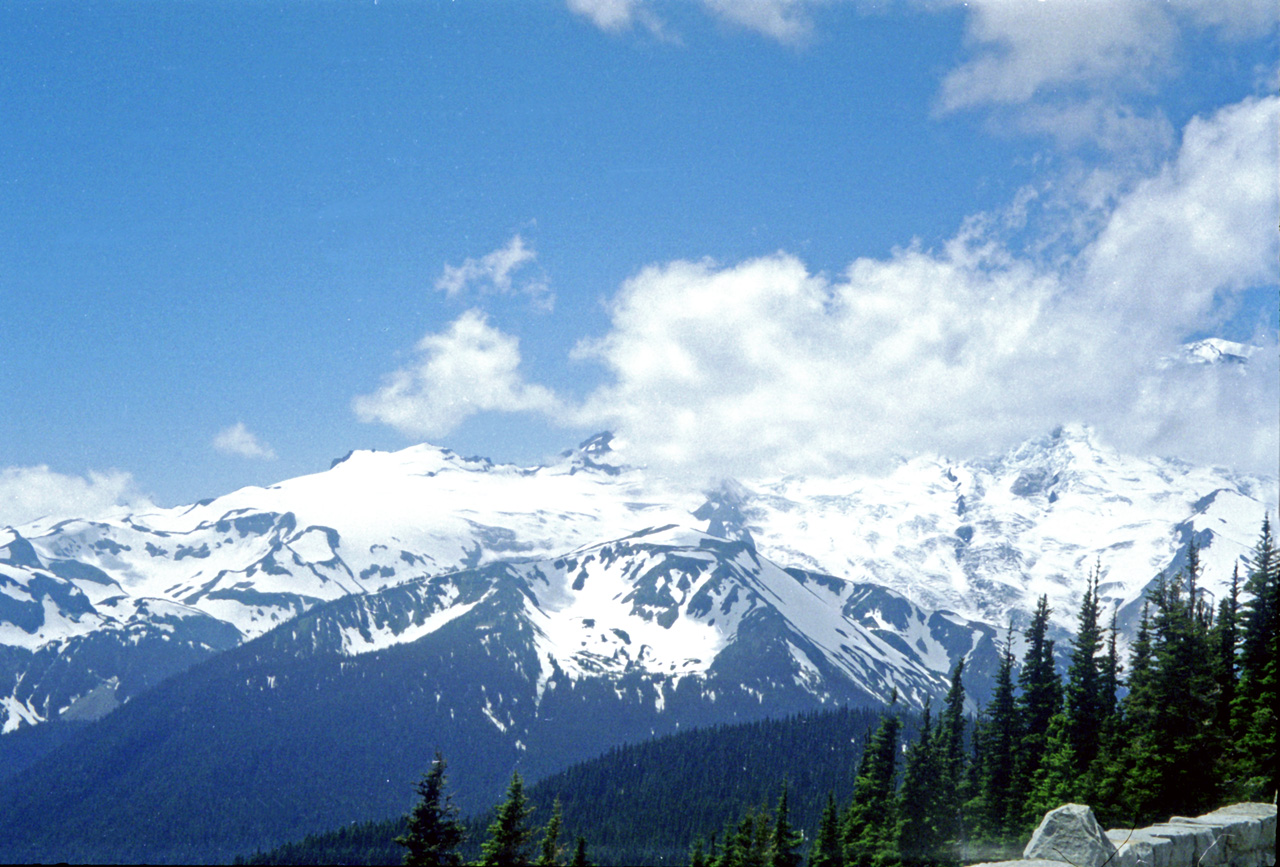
1026 713 1076 819
1014 595 1061 813
809 794 844 867
394 752 464 867
569 836 590 867
768 783 803 867
842 707 901 867
690 838 707 867
934 659 969 864
897 705 943 867
1211 565 1240 737
1233 517 1279 801
972 625 1020 853
1100 612 1121 724
480 772 536 867
1065 566 1105 778
536 799 564 867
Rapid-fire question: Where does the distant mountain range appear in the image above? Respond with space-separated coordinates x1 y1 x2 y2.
0 420 1274 862
3 423 1272 734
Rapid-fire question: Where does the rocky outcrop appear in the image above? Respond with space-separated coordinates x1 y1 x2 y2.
974 802 1277 867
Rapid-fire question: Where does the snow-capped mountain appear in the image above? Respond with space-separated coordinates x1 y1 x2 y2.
0 528 998 864
0 426 1274 733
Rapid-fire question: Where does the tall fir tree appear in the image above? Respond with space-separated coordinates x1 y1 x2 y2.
480 772 536 867
934 660 969 865
842 706 901 867
570 836 590 867
768 783 803 867
897 705 943 867
1210 565 1240 738
536 799 564 867
1064 565 1105 780
971 624 1021 855
1014 594 1062 817
810 794 844 867
1233 517 1278 801
394 752 464 867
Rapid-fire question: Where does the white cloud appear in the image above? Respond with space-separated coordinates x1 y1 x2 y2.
567 0 644 32
940 1 1177 112
937 0 1277 155
353 309 560 439
0 466 154 528
356 95 1278 482
212 423 277 460
567 0 812 43
1082 95 1279 337
699 0 814 44
435 235 553 311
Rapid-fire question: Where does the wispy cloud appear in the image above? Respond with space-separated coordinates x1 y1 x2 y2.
212 423 277 460
0 466 154 528
936 0 1278 155
435 235 554 311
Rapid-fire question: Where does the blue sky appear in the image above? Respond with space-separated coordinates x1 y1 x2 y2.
1 0 1277 522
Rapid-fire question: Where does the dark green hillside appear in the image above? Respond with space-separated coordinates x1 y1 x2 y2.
246 704 911 866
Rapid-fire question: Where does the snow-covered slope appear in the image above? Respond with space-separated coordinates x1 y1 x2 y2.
0 427 1273 732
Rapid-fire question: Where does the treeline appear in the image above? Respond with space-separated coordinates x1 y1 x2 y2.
244 706 898 865
701 517 1278 867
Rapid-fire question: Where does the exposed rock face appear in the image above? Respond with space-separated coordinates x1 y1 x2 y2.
1023 803 1118 867
976 802 1277 867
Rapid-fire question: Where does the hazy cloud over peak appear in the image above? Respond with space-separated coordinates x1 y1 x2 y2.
0 466 155 528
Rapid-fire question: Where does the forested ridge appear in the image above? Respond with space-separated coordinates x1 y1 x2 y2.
249 519 1278 867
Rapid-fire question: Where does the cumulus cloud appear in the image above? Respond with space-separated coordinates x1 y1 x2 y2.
1082 95 1279 336
0 466 154 528
558 95 1279 480
353 309 560 439
212 423 277 460
356 94 1277 482
436 235 553 311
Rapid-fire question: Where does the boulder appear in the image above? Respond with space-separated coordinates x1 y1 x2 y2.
1025 804 1119 867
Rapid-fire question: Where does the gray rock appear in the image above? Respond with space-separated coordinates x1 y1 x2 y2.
1025 804 1119 867
1108 828 1175 867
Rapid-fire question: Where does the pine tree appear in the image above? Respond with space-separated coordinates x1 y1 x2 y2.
1233 517 1279 801
690 838 707 867
480 772 536 867
935 660 969 864
972 624 1020 853
1014 595 1061 815
1065 566 1105 779
897 705 943 867
394 752 464 867
768 783 803 867
1210 565 1240 737
536 799 564 867
810 794 844 867
842 707 901 867
570 836 590 867
1026 712 1076 818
